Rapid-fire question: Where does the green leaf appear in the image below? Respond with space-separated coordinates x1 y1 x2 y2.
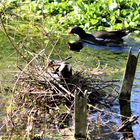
91 19 99 25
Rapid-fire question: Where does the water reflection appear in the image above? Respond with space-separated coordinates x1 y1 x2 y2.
131 72 140 139
119 99 135 140
87 34 140 140
70 32 140 54
88 69 140 140
84 42 129 54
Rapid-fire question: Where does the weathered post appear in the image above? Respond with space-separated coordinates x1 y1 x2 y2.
119 49 139 100
74 90 87 140
119 49 139 140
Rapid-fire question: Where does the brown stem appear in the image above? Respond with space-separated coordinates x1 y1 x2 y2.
0 16 29 62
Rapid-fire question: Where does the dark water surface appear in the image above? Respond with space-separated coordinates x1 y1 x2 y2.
88 71 140 140
131 71 140 139
87 34 140 140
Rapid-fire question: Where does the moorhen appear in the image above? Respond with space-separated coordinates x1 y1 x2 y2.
68 41 83 52
69 26 129 43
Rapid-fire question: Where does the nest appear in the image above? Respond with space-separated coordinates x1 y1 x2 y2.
5 52 119 138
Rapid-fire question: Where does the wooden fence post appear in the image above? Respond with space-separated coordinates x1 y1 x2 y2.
74 90 87 140
119 49 139 100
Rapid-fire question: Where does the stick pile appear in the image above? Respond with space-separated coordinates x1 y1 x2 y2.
5 52 119 138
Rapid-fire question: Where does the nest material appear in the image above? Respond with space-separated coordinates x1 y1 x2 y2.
5 53 119 138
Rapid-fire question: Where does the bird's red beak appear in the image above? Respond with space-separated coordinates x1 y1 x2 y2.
68 31 72 34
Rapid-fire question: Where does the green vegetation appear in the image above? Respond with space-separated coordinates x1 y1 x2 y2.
2 0 139 76
1 0 140 30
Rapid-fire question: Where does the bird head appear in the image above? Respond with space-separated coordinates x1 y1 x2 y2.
68 26 86 36
68 41 83 52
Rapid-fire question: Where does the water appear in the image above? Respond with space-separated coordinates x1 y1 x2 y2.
84 42 129 54
88 82 140 139
87 34 140 140
131 72 140 139
1 32 140 139
81 33 140 55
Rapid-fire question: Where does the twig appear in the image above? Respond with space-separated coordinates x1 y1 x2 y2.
0 16 29 62
117 116 138 132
